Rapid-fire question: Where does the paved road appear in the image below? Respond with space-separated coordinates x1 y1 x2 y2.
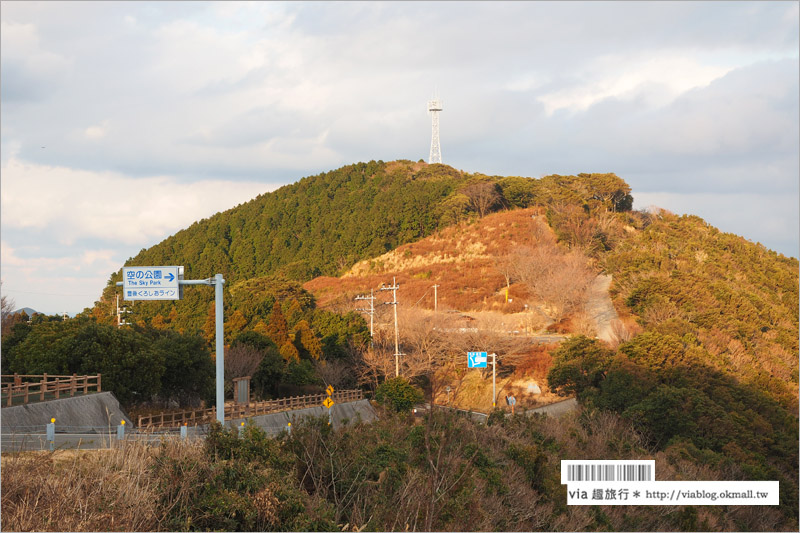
424 396 579 422
1 431 200 451
522 397 578 417
586 274 618 342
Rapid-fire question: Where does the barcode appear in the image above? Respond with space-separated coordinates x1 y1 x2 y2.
561 460 655 484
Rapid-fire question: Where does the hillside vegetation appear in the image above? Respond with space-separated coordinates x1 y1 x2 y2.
4 159 797 531
89 161 631 337
5 409 791 532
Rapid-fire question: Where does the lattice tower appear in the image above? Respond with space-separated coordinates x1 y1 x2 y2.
428 98 442 164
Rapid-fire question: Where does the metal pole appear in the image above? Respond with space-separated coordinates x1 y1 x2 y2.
433 284 439 312
370 289 374 338
491 353 497 408
393 278 400 377
214 274 225 425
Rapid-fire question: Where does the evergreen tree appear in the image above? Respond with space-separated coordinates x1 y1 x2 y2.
280 340 300 362
267 300 289 347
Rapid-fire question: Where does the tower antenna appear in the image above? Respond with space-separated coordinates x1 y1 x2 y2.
428 95 443 164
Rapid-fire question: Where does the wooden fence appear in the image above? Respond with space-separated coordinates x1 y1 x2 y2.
1 374 102 407
137 389 364 429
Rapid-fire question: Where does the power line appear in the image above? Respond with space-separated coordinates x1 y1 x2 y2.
411 286 431 308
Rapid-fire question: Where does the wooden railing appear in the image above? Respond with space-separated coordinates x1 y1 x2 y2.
137 389 364 429
1 374 102 407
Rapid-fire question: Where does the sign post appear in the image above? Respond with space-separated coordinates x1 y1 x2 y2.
468 351 497 407
214 273 224 424
324 385 335 425
490 353 497 408
118 267 225 424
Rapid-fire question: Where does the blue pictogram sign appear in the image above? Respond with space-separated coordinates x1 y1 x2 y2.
468 351 488 368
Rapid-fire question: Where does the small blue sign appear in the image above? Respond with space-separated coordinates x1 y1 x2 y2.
468 351 488 368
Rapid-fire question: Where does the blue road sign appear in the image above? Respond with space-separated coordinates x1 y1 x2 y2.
468 351 488 368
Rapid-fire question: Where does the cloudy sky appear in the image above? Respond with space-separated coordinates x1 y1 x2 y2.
2 1 798 315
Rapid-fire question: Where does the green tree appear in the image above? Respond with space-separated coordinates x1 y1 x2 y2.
152 330 214 405
280 340 300 362
547 336 614 400
374 377 424 413
11 320 165 404
293 319 323 360
267 300 289 347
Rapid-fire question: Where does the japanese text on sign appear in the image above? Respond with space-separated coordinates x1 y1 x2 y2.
123 266 181 300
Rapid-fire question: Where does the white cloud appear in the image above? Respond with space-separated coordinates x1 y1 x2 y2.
0 0 797 315
0 157 272 246
537 54 734 115
84 121 108 139
1 241 120 315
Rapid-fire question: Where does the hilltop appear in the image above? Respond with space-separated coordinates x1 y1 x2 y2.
90 161 633 335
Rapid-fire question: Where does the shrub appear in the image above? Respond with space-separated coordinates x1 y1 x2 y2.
374 377 423 413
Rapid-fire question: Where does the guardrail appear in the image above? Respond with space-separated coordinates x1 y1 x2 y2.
137 389 364 429
1 374 102 407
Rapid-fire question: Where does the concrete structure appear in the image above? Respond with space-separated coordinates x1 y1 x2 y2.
225 399 377 436
1 392 132 433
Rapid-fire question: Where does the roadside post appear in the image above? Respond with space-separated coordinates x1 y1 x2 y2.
117 420 125 440
118 267 226 424
490 353 497 407
180 423 188 440
46 417 55 451
468 351 498 407
324 385 335 425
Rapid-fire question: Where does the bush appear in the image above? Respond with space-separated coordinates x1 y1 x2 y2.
374 377 423 413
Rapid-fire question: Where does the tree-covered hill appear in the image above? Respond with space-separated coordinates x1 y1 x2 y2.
90 160 632 334
602 211 799 403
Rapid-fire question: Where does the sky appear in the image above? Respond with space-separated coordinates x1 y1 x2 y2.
1 1 798 316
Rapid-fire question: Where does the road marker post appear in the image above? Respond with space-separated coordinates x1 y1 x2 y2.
324 386 335 425
47 418 55 451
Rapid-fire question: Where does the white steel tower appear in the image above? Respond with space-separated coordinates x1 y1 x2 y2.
428 98 443 164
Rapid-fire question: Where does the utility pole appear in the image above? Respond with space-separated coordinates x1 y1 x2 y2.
381 277 401 377
355 289 376 343
432 284 440 312
116 294 130 328
490 353 497 408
